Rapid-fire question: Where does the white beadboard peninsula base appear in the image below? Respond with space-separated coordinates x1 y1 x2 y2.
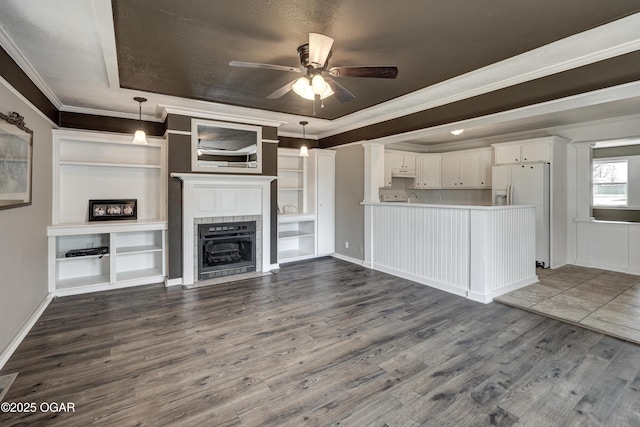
363 202 538 303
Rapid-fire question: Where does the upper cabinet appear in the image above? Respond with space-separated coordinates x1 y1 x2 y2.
478 149 493 187
493 138 555 165
414 155 441 189
441 153 461 188
441 148 493 189
385 150 416 183
522 141 551 163
384 147 492 189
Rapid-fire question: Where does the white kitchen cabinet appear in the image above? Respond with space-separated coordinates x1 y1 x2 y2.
385 150 416 178
494 139 551 165
414 155 441 189
441 148 492 188
478 149 493 187
495 144 522 164
459 151 481 187
441 153 461 188
522 141 551 163
49 130 167 296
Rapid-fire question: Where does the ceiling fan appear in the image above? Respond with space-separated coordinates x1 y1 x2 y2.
229 33 398 104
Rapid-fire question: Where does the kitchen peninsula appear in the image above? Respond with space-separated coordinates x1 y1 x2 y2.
362 201 538 303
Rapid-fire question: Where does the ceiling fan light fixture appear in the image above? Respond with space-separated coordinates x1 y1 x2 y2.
292 75 334 101
132 96 148 145
311 74 327 95
292 77 314 100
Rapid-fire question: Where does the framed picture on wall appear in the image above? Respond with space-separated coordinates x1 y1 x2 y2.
89 199 137 221
0 112 33 210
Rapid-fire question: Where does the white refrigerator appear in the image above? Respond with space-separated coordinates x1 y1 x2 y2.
492 163 551 268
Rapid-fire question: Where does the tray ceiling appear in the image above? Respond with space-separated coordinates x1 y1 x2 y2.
0 1 639 143
112 0 640 120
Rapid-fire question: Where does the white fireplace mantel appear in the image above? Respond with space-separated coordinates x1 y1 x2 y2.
171 173 277 286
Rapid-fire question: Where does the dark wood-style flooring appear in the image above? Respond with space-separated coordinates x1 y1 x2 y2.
1 258 639 426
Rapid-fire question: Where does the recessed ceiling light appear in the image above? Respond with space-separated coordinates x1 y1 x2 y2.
451 129 464 136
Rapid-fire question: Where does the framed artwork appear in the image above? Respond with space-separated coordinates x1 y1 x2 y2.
89 199 137 221
0 112 33 210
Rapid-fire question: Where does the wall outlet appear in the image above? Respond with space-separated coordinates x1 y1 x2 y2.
345 241 349 249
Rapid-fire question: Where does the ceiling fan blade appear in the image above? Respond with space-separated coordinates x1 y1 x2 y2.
229 61 301 73
329 66 398 79
308 33 334 68
266 79 297 99
325 77 355 103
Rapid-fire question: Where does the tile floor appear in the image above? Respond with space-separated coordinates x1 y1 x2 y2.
495 265 640 344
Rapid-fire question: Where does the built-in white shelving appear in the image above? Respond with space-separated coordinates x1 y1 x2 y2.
48 130 167 296
276 148 335 263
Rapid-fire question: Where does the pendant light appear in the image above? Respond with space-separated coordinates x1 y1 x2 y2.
299 121 309 157
132 97 148 145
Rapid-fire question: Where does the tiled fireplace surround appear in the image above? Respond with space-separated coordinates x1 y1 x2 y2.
171 173 275 286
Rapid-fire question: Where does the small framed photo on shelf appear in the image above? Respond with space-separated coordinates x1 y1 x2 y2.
89 199 137 221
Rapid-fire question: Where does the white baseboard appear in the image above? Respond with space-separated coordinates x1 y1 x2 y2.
468 276 540 304
371 263 468 299
0 294 53 371
331 253 365 266
573 260 634 274
269 263 280 270
164 277 183 287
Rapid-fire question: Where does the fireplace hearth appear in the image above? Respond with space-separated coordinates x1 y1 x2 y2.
198 221 256 280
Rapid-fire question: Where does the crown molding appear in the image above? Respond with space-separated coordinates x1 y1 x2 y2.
158 104 287 127
317 13 640 140
60 105 161 122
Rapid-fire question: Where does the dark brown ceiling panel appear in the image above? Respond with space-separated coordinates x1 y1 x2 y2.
319 50 640 148
112 0 640 120
59 112 165 137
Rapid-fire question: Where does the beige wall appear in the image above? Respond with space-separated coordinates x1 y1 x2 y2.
0 83 53 362
334 144 365 260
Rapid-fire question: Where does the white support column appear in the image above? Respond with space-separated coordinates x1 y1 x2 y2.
363 143 385 203
573 142 594 266
574 142 594 221
362 143 385 268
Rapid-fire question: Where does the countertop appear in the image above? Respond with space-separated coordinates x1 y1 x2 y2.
361 201 536 210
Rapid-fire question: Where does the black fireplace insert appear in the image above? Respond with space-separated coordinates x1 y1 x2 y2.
197 221 256 280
